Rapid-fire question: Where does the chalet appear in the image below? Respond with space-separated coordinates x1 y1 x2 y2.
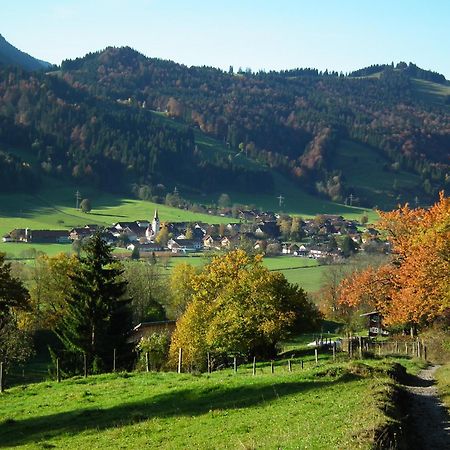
192 225 206 240
226 223 241 233
254 221 280 238
253 240 266 251
203 235 220 249
220 236 232 248
127 242 164 252
238 209 258 222
127 320 177 343
24 229 70 244
70 226 96 241
282 243 300 255
294 245 308 257
167 238 203 253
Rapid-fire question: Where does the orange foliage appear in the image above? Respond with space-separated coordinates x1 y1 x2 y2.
338 192 450 327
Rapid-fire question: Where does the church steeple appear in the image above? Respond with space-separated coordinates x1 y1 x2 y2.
152 209 160 236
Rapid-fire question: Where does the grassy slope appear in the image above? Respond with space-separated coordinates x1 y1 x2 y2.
335 140 422 209
152 111 379 222
411 78 450 107
0 358 411 450
436 364 450 413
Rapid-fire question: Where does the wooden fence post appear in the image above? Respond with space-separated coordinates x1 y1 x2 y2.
424 345 427 361
315 348 318 364
288 360 292 372
56 358 61 383
395 341 398 353
233 356 237 373
301 360 304 370
145 352 150 372
405 342 408 355
0 362 4 393
252 357 256 376
84 353 87 378
177 348 183 374
358 336 363 359
207 352 211 374
270 360 274 374
113 348 116 372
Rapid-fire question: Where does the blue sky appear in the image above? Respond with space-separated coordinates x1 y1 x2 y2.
2 0 450 78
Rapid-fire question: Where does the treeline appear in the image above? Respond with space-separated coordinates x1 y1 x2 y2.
349 61 448 84
0 66 272 194
59 47 450 202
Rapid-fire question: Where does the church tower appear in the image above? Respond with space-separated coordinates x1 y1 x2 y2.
152 209 160 236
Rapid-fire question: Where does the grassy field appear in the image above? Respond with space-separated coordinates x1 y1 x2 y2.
334 140 422 209
0 177 234 258
189 171 378 223
411 78 450 107
165 255 327 293
0 355 421 449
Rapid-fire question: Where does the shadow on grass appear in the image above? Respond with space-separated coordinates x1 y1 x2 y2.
0 376 356 447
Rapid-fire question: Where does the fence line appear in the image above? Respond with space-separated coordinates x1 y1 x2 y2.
1 338 429 392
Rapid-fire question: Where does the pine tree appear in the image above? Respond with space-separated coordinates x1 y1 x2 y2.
56 232 132 372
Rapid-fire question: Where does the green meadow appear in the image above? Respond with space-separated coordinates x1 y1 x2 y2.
334 140 422 209
166 255 327 293
0 355 422 449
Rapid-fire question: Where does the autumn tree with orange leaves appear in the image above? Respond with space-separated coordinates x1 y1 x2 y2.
338 192 449 329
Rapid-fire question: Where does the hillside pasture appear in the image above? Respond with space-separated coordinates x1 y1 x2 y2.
0 179 232 258
0 358 408 449
335 140 423 209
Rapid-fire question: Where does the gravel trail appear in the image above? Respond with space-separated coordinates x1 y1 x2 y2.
404 365 450 450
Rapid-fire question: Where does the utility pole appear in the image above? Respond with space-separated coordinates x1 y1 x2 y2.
75 190 81 210
277 194 284 208
349 193 354 206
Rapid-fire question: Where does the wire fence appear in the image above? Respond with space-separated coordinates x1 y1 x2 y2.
0 338 428 393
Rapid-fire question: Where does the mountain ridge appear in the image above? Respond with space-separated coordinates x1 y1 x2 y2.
0 33 51 71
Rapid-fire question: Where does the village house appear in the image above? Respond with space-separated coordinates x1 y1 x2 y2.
167 238 203 253
127 242 164 253
4 228 71 244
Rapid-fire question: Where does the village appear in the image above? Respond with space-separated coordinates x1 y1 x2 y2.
2 208 388 260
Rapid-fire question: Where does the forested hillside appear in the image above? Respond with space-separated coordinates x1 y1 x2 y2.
0 66 270 195
0 45 448 207
60 48 450 203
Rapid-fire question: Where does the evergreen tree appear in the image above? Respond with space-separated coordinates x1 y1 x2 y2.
56 232 132 372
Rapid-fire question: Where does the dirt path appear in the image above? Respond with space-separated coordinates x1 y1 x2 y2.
404 365 450 449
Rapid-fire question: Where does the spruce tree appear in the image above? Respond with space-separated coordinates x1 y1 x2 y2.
56 232 132 372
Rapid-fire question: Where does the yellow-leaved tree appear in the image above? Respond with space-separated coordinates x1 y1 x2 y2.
169 249 320 371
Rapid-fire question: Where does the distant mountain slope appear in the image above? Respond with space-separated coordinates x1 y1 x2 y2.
0 66 271 196
59 47 450 205
0 34 51 71
0 44 448 209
